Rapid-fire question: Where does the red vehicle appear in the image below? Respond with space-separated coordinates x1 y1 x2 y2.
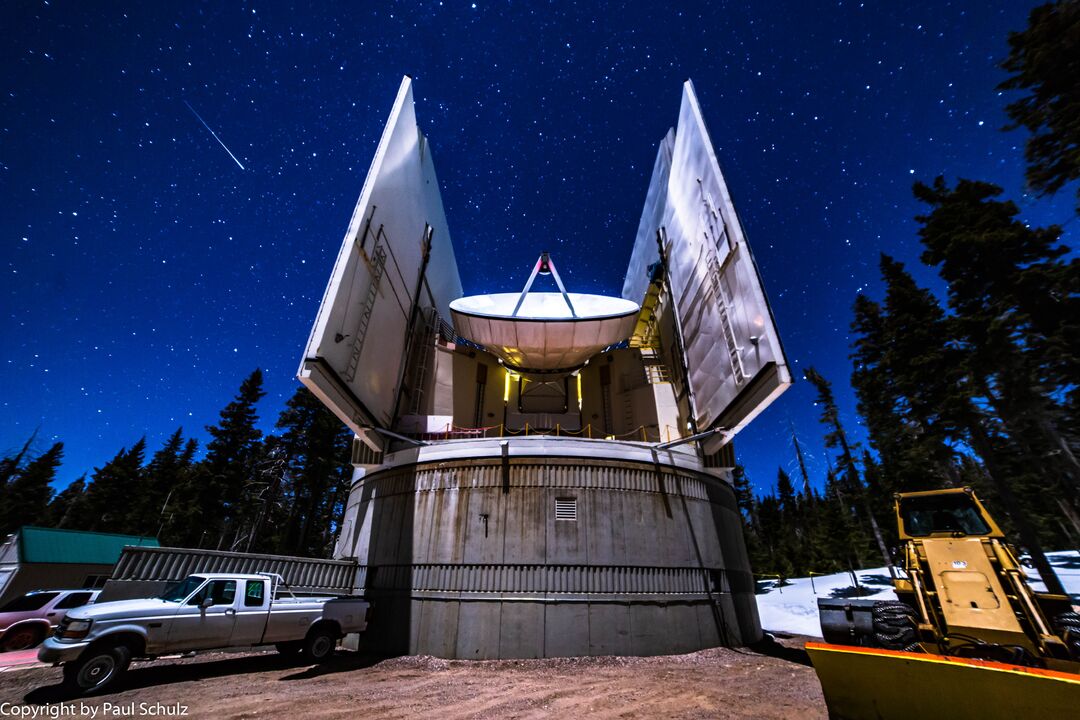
0 589 100 651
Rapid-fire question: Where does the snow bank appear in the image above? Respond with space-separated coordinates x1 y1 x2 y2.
754 550 1079 637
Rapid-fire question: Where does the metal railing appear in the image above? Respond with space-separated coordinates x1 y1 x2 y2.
404 423 688 444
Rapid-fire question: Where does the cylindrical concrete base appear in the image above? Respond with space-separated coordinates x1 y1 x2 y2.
335 438 760 658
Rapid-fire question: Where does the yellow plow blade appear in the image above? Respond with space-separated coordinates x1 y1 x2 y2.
807 642 1080 720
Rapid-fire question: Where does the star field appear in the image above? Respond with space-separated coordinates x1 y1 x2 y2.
2 1 1074 495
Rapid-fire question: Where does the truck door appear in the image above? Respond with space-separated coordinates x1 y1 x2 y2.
167 579 238 651
229 579 270 646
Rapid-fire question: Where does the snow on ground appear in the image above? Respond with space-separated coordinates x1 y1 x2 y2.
755 550 1080 637
1018 551 1080 594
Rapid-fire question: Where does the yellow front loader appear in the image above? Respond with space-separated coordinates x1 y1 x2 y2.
808 488 1080 719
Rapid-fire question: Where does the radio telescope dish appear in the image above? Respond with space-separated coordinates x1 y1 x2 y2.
450 253 639 373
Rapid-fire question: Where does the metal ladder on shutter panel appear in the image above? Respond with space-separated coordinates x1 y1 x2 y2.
345 232 388 383
706 250 748 385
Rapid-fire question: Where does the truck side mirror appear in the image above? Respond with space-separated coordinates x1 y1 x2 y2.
199 597 215 609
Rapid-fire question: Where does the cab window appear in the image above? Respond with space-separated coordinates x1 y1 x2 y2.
900 494 992 537
244 580 265 607
187 580 236 606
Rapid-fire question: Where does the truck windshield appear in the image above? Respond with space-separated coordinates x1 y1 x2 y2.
900 494 992 537
159 576 206 603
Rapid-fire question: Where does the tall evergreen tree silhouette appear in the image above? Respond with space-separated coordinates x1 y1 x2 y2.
0 430 38 492
731 465 765 572
911 177 1074 593
264 386 353 557
45 474 86 528
804 367 893 574
134 429 196 538
851 256 967 494
82 439 147 533
1000 0 1080 211
180 369 266 549
915 178 1078 491
0 442 61 533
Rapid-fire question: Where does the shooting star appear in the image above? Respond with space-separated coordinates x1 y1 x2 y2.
183 100 246 170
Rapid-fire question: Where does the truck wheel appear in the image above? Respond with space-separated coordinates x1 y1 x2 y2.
1 625 44 651
275 641 301 657
63 644 131 695
301 627 337 663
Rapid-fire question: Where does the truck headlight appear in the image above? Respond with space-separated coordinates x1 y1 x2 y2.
59 619 92 641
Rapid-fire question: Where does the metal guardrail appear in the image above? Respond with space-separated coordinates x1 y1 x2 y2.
110 545 360 595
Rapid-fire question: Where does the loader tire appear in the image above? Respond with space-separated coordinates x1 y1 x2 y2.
1052 612 1080 655
872 601 917 650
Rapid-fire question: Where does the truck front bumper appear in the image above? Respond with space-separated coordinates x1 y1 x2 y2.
38 637 89 664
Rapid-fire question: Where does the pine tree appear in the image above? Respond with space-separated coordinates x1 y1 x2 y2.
785 422 838 572
775 468 808 574
851 256 968 493
755 494 792 577
910 177 1074 593
45 475 86 528
850 293 911 489
176 370 266 549
914 177 1078 489
731 465 766 573
789 422 815 496
81 439 147 534
262 386 353 557
860 451 897 546
801 486 839 574
821 465 871 573
804 367 893 572
999 0 1080 211
0 431 38 489
157 438 200 546
0 432 40 519
1 442 62 533
914 183 1078 481
776 468 797 515
133 429 194 537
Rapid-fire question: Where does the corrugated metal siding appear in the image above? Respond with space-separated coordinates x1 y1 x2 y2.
361 460 717 501
111 546 360 594
374 563 729 595
0 533 19 565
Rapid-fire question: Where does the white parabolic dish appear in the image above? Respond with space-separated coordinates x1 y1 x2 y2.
450 292 640 372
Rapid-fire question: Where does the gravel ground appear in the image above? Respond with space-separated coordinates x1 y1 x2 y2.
0 636 826 719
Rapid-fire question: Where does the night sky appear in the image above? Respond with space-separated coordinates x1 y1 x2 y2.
3 2 1075 497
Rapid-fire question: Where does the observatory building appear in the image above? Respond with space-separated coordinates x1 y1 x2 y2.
298 77 791 658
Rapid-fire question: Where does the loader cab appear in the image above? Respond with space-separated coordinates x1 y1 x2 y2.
895 488 1004 540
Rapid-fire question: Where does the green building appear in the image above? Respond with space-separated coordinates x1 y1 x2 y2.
0 526 158 605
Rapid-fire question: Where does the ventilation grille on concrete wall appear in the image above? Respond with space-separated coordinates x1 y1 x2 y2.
554 497 577 521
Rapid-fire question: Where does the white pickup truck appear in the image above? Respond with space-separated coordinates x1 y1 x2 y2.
38 572 369 694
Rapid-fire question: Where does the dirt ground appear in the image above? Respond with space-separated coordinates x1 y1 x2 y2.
0 636 827 719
